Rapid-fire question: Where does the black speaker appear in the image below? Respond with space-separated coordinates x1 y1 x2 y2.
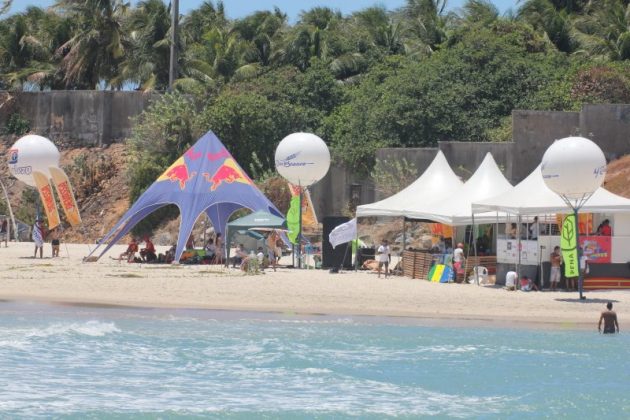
322 216 353 269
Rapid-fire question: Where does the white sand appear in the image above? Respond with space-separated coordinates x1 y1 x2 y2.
0 242 626 330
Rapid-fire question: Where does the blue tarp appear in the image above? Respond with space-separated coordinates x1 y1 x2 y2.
88 130 283 262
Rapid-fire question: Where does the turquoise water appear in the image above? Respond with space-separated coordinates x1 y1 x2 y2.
0 302 627 419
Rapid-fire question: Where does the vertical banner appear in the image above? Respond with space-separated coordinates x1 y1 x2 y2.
49 167 82 227
32 171 61 230
560 214 579 277
286 194 300 244
288 183 318 229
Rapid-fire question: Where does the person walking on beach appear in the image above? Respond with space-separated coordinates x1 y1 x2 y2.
550 246 562 291
32 219 45 258
377 239 391 278
598 302 619 334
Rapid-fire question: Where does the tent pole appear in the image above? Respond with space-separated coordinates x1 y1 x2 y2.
354 217 359 272
402 217 406 271
472 212 478 285
0 178 17 241
517 215 522 288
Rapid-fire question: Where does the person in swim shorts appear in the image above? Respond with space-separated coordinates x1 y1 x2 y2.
598 302 619 334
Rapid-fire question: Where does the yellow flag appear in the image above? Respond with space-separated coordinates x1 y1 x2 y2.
32 171 61 230
49 166 82 227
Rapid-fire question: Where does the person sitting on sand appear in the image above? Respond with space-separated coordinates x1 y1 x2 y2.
231 243 247 268
505 271 517 291
186 235 195 250
204 238 216 261
520 275 539 292
140 236 157 262
116 237 138 262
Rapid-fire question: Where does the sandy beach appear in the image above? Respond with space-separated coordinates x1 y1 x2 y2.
0 242 626 330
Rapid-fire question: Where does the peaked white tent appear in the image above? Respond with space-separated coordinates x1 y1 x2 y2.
472 164 630 215
410 153 512 225
356 150 463 218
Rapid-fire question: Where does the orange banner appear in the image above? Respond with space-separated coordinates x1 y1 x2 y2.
288 183 318 230
429 223 453 239
32 171 60 230
556 213 592 235
49 167 82 227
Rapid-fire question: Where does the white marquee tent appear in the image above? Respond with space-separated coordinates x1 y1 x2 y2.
356 150 463 218
472 164 630 215
409 153 512 226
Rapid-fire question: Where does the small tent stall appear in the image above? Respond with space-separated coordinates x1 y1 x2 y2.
87 131 283 263
225 210 287 264
473 164 630 288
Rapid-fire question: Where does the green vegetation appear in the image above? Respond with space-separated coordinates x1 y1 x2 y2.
1 0 630 195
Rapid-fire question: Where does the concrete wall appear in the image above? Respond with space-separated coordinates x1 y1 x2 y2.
310 163 375 219
438 141 514 181
511 110 580 183
10 91 159 146
580 104 630 161
512 105 630 183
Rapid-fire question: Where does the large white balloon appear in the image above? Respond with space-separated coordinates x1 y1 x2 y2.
541 136 606 199
8 134 60 187
275 133 330 186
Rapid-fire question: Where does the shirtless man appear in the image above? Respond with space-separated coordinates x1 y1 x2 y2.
598 302 619 334
550 246 562 291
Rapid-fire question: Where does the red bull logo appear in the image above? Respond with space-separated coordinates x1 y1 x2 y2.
185 148 202 160
203 158 252 191
207 148 230 161
157 157 197 189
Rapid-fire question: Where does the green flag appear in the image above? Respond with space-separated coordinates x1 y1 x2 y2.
286 195 300 244
561 214 579 278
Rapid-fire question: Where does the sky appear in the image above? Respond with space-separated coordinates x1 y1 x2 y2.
9 0 521 21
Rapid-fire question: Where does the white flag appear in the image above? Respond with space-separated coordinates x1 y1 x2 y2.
329 218 357 249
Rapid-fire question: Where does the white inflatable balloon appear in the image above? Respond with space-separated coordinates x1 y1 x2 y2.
275 132 330 186
8 134 60 187
541 136 606 199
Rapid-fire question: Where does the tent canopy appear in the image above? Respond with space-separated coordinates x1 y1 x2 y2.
88 130 283 262
473 164 630 215
410 153 512 225
226 210 286 229
356 150 463 218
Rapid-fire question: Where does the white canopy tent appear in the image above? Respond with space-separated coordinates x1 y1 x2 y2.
356 150 463 218
409 153 513 226
473 164 630 215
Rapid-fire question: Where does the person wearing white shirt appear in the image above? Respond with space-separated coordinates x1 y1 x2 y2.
505 271 517 290
376 239 391 278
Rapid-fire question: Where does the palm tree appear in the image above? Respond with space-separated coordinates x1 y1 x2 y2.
402 0 452 55
573 0 630 60
120 0 170 90
0 7 72 89
54 0 129 89
517 0 574 52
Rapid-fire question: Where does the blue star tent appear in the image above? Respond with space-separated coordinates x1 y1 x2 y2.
88 130 283 262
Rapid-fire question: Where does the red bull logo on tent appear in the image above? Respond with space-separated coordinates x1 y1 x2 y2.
157 156 197 190
203 158 253 191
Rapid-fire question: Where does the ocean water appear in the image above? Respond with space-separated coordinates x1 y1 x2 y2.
0 302 627 419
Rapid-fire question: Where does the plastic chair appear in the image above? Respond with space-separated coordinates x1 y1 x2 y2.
469 266 489 285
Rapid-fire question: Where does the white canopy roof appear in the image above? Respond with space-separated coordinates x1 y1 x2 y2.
411 153 513 225
473 164 630 215
356 150 463 218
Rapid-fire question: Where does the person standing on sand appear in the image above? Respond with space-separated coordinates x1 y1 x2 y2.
50 227 60 258
377 239 390 278
0 217 8 247
550 246 562 291
598 302 619 334
32 219 45 258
